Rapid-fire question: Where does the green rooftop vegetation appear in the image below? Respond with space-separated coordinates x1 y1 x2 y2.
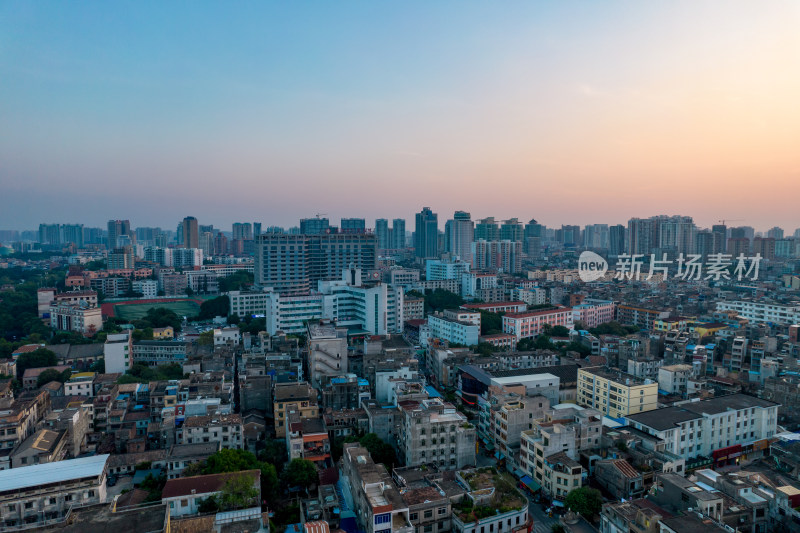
454 468 526 523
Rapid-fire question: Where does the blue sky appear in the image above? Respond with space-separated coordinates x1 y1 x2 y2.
2 2 799 232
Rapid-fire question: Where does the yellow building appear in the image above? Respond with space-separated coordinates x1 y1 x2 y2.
653 317 695 333
152 326 174 340
691 322 729 339
577 367 658 418
273 382 319 437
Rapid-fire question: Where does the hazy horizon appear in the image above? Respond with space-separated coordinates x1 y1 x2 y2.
2 2 799 231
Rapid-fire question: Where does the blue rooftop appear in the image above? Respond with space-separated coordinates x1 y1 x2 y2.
425 386 442 398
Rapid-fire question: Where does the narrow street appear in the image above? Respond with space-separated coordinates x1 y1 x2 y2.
527 498 599 533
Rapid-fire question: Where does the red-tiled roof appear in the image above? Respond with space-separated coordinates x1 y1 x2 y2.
13 344 45 355
305 522 331 533
505 307 572 319
612 459 640 479
161 470 260 499
462 301 526 308
22 365 71 379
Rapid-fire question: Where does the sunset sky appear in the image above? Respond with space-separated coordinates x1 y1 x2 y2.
1 1 799 232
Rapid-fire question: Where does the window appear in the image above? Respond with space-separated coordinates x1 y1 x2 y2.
438 507 447 515
424 510 433 519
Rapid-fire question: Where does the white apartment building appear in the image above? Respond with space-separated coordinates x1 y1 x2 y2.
144 246 173 266
577 367 658 418
181 414 243 450
49 302 103 336
104 332 132 374
427 314 480 346
265 292 325 335
320 270 404 335
443 309 481 328
252 268 404 336
425 259 470 281
227 288 271 318
307 322 348 387
519 405 600 498
511 287 547 306
0 455 109 529
172 247 203 269
388 268 420 286
201 263 255 277
716 300 800 325
64 373 95 397
213 327 241 346
132 279 158 298
625 394 779 461
658 365 694 395
398 398 476 470
461 272 497 298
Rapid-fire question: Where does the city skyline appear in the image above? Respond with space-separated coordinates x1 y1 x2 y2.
7 211 800 236
2 2 799 229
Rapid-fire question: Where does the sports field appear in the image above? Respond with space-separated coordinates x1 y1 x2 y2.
113 300 201 320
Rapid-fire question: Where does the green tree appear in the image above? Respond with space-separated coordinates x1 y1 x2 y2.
218 473 260 511
199 296 230 320
282 458 318 489
534 335 556 350
565 487 603 519
258 440 288 475
198 330 214 345
197 496 220 513
588 321 639 337
36 368 72 387
198 449 279 503
205 449 261 474
142 307 182 332
16 348 58 379
562 341 591 357
543 324 570 337
139 472 167 502
363 434 397 466
475 342 497 356
218 271 254 292
423 289 465 313
89 359 106 373
479 311 504 335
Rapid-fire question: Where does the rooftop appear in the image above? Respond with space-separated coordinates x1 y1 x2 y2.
505 306 572 319
0 454 109 493
274 382 315 402
627 393 778 431
183 413 242 427
659 513 728 533
161 469 260 499
580 366 651 386
14 429 65 456
461 301 526 309
39 502 168 533
460 363 579 387
168 442 222 460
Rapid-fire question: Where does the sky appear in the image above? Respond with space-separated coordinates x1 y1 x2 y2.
1 1 799 233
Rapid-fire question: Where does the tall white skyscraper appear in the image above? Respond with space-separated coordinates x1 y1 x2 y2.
445 210 474 262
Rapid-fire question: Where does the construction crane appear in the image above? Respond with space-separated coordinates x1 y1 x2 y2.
315 213 328 219
718 219 743 226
